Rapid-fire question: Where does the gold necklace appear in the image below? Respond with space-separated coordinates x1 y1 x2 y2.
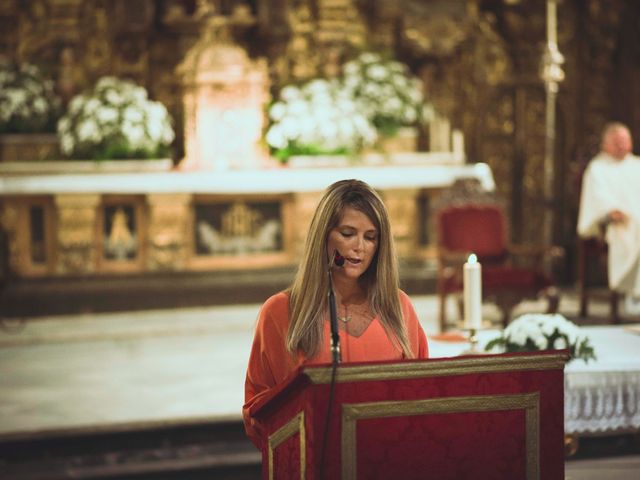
337 304 352 323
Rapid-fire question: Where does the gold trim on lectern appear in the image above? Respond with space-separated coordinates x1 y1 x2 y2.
341 392 540 480
305 352 568 384
268 411 306 480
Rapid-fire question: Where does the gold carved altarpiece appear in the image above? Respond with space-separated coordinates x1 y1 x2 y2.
0 0 637 279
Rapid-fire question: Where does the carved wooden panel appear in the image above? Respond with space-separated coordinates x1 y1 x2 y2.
54 194 100 275
147 193 191 271
0 196 56 277
97 195 146 273
189 194 294 270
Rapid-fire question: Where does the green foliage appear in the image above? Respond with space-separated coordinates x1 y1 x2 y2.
272 142 350 163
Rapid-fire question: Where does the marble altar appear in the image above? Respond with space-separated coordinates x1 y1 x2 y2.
0 160 494 278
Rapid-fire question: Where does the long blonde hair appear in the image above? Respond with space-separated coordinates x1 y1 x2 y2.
286 179 413 359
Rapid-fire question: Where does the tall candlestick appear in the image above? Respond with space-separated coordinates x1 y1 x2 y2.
463 253 482 330
547 0 557 47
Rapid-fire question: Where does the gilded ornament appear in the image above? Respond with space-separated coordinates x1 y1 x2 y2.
222 202 261 238
104 207 137 261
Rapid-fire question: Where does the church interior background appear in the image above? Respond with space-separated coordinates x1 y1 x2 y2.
1 0 639 478
2 0 640 295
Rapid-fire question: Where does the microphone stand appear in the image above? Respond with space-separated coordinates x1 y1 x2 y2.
328 266 341 364
320 257 341 479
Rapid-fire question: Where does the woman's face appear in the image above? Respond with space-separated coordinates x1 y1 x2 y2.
327 206 379 280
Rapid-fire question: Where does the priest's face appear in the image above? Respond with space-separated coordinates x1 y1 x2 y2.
603 127 633 160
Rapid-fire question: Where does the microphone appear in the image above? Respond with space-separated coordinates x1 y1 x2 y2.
328 250 342 364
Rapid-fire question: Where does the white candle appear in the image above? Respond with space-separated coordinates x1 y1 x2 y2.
463 253 482 330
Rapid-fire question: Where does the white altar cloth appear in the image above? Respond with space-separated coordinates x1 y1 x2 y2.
428 325 640 435
563 326 640 434
0 163 494 195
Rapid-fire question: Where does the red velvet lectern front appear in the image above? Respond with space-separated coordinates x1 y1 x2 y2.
250 351 569 480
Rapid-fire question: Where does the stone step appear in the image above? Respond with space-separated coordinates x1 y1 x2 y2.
0 418 261 480
0 262 437 318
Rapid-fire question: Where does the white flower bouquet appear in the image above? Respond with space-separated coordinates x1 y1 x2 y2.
485 313 596 362
265 78 377 161
57 77 175 160
0 62 61 134
342 52 431 137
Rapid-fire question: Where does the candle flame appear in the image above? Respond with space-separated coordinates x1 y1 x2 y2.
468 253 477 264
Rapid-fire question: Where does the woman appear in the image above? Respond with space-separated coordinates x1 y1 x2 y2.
243 179 429 448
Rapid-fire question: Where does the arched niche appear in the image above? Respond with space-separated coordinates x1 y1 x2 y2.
178 25 270 170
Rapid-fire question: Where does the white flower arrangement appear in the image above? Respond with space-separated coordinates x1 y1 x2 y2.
342 52 432 137
265 78 377 161
0 62 61 134
57 76 175 160
485 313 596 363
265 52 432 161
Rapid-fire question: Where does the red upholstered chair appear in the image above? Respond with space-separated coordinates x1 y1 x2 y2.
436 202 561 332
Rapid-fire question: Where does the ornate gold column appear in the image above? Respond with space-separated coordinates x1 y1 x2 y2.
1 201 24 275
54 194 101 275
541 0 565 248
383 189 419 259
146 193 191 271
291 192 324 258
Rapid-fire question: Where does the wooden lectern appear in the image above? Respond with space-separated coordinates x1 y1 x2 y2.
250 351 569 480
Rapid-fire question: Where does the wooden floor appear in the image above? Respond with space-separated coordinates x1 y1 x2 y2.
566 434 640 480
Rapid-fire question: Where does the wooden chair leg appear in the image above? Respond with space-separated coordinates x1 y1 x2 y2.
496 293 519 329
456 296 464 325
438 292 447 333
579 286 588 318
577 240 588 318
611 291 620 324
545 287 560 314
577 250 588 317
500 305 512 330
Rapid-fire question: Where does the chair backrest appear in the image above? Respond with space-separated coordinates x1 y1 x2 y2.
437 204 508 263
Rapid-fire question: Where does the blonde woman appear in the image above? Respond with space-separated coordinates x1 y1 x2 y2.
243 179 428 448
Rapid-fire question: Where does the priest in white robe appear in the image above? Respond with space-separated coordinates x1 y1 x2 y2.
577 122 640 313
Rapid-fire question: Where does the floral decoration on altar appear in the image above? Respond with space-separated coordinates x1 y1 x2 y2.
265 51 432 161
265 79 376 161
0 62 61 133
485 313 596 363
342 52 432 137
57 77 175 160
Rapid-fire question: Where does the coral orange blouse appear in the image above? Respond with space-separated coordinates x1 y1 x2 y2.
243 290 428 448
